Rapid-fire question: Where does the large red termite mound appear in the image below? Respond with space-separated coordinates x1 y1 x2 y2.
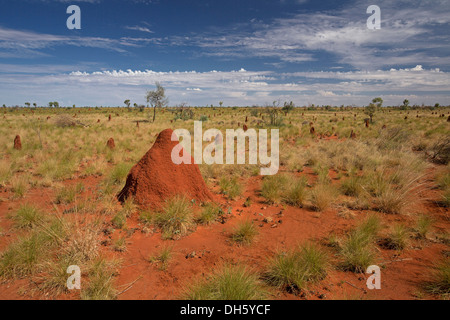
117 129 213 209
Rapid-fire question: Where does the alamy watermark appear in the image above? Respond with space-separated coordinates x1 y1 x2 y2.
367 5 381 30
171 121 279 176
66 265 81 290
67 5 81 30
366 265 381 290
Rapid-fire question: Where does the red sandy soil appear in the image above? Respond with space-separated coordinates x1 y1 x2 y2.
0 144 448 300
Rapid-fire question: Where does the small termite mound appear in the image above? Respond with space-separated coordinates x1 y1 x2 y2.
14 135 22 150
107 138 115 149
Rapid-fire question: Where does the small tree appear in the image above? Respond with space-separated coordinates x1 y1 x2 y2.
25 102 30 108
282 101 295 113
124 99 130 108
146 82 168 123
372 97 383 108
364 103 377 123
265 105 282 126
48 102 53 108
401 99 410 110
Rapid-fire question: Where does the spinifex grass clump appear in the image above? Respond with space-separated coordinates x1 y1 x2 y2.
264 242 329 293
196 202 222 225
415 215 433 238
0 232 49 278
424 258 450 297
219 176 243 200
153 194 194 240
309 183 336 212
339 215 381 272
384 224 409 250
11 204 45 229
181 264 269 300
55 183 84 204
230 220 258 245
81 258 119 300
340 169 364 197
370 169 423 215
107 163 133 185
111 211 127 229
113 237 127 252
261 174 308 207
148 245 174 271
261 174 288 204
283 176 308 207
10 175 29 199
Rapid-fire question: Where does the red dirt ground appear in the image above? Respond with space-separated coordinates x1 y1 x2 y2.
0 143 448 300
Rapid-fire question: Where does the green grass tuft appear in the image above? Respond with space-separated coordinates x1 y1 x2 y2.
181 264 269 300
264 242 329 293
230 220 258 245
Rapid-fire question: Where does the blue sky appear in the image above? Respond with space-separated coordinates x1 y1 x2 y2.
0 0 449 107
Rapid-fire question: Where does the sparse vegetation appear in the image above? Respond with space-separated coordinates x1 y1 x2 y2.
11 204 45 229
384 224 409 250
261 174 288 204
0 105 448 300
424 258 450 298
153 195 194 240
339 215 381 272
181 264 269 300
230 220 258 245
148 245 174 271
197 202 222 225
310 183 336 211
415 215 433 238
264 242 329 293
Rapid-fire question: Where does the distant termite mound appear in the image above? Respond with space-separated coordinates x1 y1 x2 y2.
14 135 22 150
107 138 115 149
117 129 213 209
349 130 356 139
